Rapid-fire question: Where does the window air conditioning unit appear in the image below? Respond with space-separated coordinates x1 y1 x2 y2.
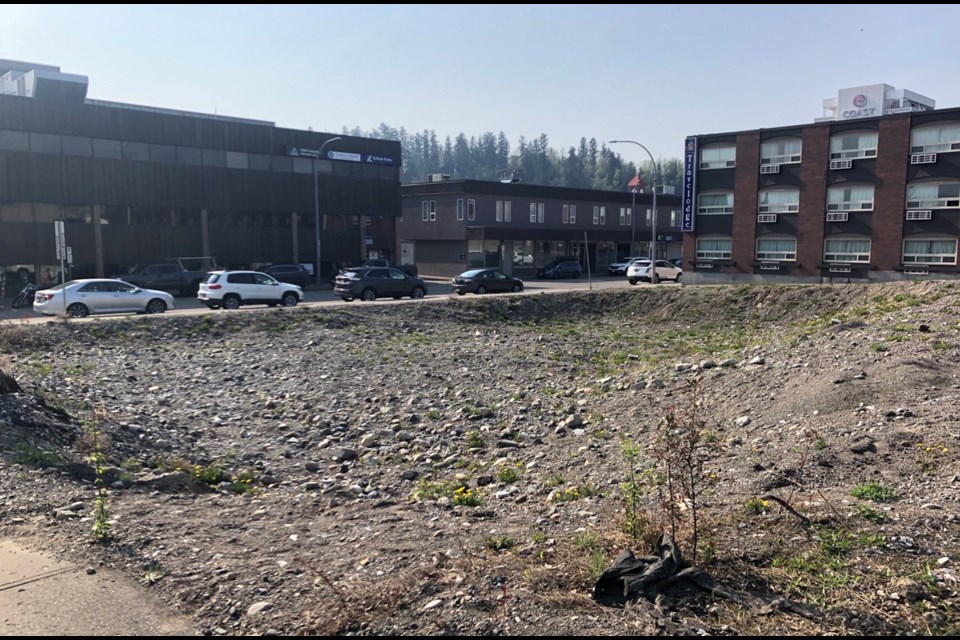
427 173 450 183
829 266 852 273
904 266 930 275
910 153 937 165
757 213 777 223
826 212 849 222
759 164 780 174
829 159 853 170
760 262 781 270
906 209 933 220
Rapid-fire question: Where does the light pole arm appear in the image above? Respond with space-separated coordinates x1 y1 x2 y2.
609 139 660 283
314 136 343 285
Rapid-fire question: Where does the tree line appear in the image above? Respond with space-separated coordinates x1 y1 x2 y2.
341 124 682 194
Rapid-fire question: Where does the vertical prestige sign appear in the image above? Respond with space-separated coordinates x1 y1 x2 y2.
681 136 697 232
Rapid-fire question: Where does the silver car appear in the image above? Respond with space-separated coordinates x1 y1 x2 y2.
32 279 175 318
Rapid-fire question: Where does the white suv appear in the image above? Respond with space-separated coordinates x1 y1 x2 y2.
198 270 303 309
626 260 682 285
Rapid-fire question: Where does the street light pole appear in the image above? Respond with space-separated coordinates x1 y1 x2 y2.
630 184 637 257
610 140 660 284
314 136 342 285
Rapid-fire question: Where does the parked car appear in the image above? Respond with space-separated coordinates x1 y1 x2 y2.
334 267 427 302
669 258 684 269
537 259 582 279
451 269 524 295
608 256 647 276
32 279 175 318
115 257 217 297
626 260 682 285
263 264 312 288
197 270 303 309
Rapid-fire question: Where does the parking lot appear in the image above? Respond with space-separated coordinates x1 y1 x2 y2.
0 274 675 324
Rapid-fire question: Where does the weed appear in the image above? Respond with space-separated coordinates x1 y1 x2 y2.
931 340 952 350
851 481 896 502
574 531 599 550
551 487 581 503
545 472 565 487
13 442 60 467
870 342 888 352
744 497 770 514
915 443 949 475
466 430 485 449
194 463 228 486
531 532 546 544
140 563 164 585
120 457 142 472
229 470 257 494
486 535 515 551
452 486 483 507
425 409 442 421
814 525 855 556
854 503 887 523
87 408 111 542
495 463 521 484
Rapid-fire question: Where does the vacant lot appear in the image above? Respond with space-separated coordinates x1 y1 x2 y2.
1 282 958 635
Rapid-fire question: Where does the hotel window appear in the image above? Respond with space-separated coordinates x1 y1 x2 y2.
496 201 504 222
756 237 797 261
530 203 537 223
906 182 960 209
562 204 576 224
829 131 878 160
457 199 464 221
467 199 476 221
760 138 802 165
599 206 606 224
824 237 871 263
537 203 544 223
697 192 734 214
758 188 800 213
670 210 680 227
562 204 570 224
910 124 960 153
422 201 429 221
504 201 511 222
826 185 875 212
696 237 732 260
593 206 599 224
903 237 958 264
699 144 736 169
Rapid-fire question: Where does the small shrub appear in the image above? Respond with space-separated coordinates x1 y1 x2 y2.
545 472 565 487
531 532 546 544
551 487 581 503
851 481 896 502
229 470 257 494
870 342 888 352
195 464 228 486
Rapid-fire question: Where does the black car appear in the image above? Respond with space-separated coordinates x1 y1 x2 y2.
451 269 524 295
537 259 583 279
263 264 312 288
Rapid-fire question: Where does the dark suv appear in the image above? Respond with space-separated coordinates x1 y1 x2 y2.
537 258 583 279
334 267 428 302
263 264 311 288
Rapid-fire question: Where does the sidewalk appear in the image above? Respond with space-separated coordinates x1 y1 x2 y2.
0 538 196 635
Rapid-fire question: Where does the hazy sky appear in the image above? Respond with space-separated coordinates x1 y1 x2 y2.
2 4 957 167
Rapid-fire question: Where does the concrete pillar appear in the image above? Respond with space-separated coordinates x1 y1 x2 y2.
93 204 104 277
201 209 210 261
291 212 299 263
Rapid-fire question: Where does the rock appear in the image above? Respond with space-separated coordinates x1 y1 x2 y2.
476 475 495 486
423 599 443 611
733 416 751 428
55 510 81 520
305 461 321 471
675 362 692 372
747 355 765 365
331 447 357 461
719 359 737 368
849 436 876 454
86 566 96 575
359 433 378 448
401 470 419 481
700 360 717 369
247 601 274 616
496 439 521 448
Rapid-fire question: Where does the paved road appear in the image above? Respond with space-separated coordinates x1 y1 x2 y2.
0 275 675 324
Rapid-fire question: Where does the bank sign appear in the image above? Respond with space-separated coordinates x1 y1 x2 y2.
287 146 397 166
681 136 697 232
838 85 884 120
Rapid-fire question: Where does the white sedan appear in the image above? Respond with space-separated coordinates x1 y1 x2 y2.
626 260 682 285
33 279 175 318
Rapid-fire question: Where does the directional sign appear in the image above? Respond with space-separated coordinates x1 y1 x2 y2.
54 220 66 260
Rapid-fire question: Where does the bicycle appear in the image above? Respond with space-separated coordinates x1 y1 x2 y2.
12 282 38 309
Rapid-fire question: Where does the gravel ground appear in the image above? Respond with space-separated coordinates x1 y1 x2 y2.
0 282 958 636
